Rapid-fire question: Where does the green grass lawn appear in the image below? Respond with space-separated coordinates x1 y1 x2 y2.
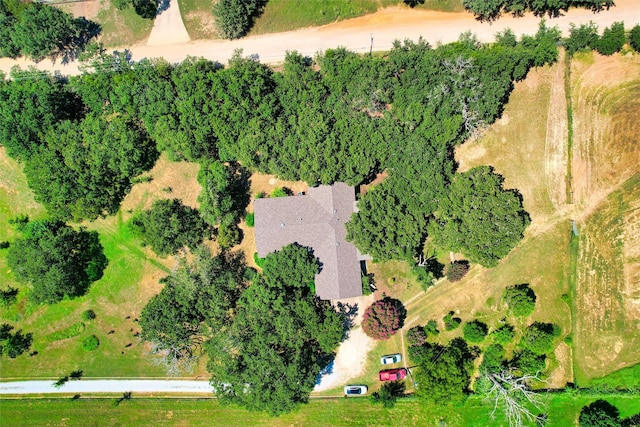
250 0 393 35
0 151 204 379
2 393 639 427
95 0 154 47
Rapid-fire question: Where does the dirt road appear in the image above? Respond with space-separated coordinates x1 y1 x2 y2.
1 2 639 76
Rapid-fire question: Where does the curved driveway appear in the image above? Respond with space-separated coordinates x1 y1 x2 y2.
0 1 639 76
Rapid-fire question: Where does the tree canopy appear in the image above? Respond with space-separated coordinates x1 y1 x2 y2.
503 284 537 317
412 338 476 405
206 244 344 414
0 1 99 62
139 246 247 364
579 399 621 427
429 166 530 267
129 199 209 256
212 0 266 39
0 323 32 358
6 220 107 304
462 0 614 22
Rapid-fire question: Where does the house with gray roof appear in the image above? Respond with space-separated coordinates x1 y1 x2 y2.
254 183 368 300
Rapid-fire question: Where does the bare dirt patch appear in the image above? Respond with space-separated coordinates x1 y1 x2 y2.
57 0 102 20
314 294 375 392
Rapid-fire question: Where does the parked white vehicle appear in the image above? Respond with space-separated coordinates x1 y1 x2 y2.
380 353 402 365
344 385 368 395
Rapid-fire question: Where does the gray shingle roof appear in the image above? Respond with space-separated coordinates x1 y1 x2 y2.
254 183 364 300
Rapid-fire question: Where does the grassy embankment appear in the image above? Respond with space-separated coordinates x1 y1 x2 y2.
178 0 464 40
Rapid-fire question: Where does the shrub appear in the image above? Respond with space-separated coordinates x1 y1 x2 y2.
596 22 625 55
446 261 469 282
361 297 406 340
492 324 515 345
270 187 288 198
503 284 536 317
424 319 440 336
369 381 405 408
361 274 374 296
81 309 96 321
253 252 265 268
217 221 242 249
8 214 29 231
82 335 99 351
245 212 254 227
0 241 9 249
46 322 85 342
630 24 640 52
0 287 18 308
407 326 428 347
443 311 461 331
463 320 488 343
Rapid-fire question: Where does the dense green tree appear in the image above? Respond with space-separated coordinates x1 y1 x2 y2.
429 166 530 267
140 247 247 360
630 25 640 52
24 114 158 221
5 2 99 62
207 244 344 415
0 323 32 358
503 284 536 317
463 0 614 22
413 338 476 405
197 160 250 227
129 199 209 256
566 22 600 56
346 184 428 261
510 349 547 376
0 69 83 161
492 324 515 345
518 322 559 355
596 22 625 55
480 343 505 374
6 220 107 304
463 320 488 343
212 0 265 39
579 400 621 427
155 57 222 161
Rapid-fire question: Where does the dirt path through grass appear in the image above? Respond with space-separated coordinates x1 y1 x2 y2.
147 0 190 46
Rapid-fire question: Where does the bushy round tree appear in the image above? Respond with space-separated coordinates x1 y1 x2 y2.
7 220 107 304
503 284 536 317
491 324 515 345
361 297 406 340
519 322 559 355
82 335 99 351
463 320 488 343
596 22 625 56
579 400 620 427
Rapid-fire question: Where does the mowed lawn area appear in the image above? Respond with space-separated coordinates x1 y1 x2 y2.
3 393 640 427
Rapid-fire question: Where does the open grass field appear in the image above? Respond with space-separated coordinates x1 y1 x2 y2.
0 152 208 379
567 52 640 385
2 393 639 427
